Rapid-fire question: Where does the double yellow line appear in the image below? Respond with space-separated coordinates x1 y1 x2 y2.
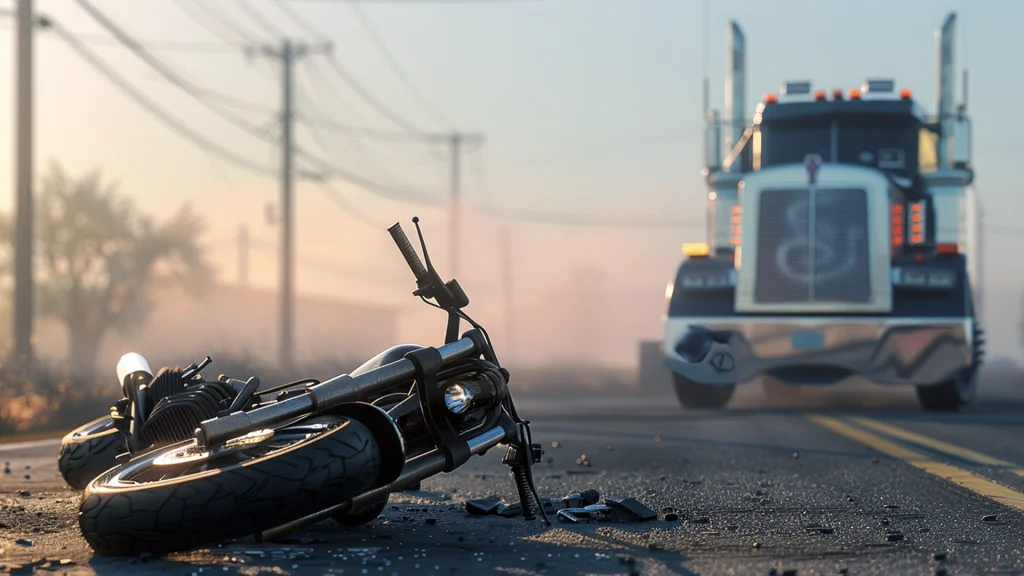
808 414 1024 512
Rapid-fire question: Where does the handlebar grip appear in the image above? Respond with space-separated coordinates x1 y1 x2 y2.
388 222 429 281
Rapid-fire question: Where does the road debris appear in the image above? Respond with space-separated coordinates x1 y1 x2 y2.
982 514 999 522
576 454 592 467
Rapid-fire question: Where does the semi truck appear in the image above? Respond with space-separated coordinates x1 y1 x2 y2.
662 12 983 411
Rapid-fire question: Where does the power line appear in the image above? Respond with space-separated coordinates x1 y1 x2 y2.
480 205 703 229
285 0 544 3
238 0 287 39
66 33 245 53
188 0 264 44
75 1 439 205
349 1 450 128
268 2 423 133
271 0 327 39
172 0 251 45
76 0 276 119
39 16 274 176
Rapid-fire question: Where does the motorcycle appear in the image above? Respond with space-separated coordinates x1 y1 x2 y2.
78 217 548 556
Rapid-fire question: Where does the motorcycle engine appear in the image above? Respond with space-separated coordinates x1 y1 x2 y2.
138 368 245 449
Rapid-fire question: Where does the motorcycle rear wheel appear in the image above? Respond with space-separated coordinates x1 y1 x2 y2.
58 416 124 490
79 415 381 556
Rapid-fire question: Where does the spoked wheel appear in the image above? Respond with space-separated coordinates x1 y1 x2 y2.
58 416 125 490
80 415 382 556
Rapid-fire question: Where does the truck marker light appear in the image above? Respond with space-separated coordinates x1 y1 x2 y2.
765 93 778 103
832 89 843 100
936 243 958 255
849 88 862 100
683 243 710 257
814 90 826 101
901 88 913 100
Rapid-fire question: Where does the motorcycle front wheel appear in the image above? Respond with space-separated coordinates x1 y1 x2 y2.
79 414 381 556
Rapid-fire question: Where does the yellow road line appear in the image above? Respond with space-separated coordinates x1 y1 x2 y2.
852 417 1015 467
808 414 1024 512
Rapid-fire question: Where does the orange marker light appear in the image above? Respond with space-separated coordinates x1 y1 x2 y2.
900 88 912 99
849 88 861 100
814 90 826 101
832 89 843 100
765 93 778 103
936 243 958 254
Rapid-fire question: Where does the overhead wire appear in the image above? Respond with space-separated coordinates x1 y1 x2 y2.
349 1 450 129
238 0 288 39
189 0 264 44
39 16 274 176
75 0 440 205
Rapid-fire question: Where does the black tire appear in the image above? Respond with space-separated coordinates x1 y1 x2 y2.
332 500 387 526
760 375 801 404
80 416 381 556
58 416 125 490
916 369 976 412
672 373 734 409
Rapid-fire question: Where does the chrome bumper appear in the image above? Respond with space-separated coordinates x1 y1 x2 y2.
663 316 974 387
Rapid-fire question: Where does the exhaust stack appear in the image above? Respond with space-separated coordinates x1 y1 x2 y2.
936 12 956 168
725 21 746 153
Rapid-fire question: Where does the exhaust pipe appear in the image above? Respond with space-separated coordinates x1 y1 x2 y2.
725 21 746 153
936 12 956 168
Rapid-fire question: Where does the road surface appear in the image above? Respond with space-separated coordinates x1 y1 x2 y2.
2 380 1023 575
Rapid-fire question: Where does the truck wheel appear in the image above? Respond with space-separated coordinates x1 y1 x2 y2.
761 375 801 403
672 374 734 409
916 369 976 412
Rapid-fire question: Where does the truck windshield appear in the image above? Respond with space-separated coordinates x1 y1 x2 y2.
759 116 921 177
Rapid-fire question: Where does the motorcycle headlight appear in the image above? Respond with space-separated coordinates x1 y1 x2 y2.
444 383 475 414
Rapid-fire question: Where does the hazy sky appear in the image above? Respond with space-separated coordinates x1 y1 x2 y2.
2 0 1023 366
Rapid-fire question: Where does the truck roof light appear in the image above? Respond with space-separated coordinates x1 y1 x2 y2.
936 243 958 254
849 88 862 100
832 89 843 100
683 243 710 257
900 88 912 99
814 89 826 101
765 93 778 103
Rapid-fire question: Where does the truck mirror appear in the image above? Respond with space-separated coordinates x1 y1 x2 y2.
951 116 971 169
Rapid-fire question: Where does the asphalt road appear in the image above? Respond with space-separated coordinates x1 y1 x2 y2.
2 379 1024 576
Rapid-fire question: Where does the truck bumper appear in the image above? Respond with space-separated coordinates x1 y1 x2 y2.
663 316 974 387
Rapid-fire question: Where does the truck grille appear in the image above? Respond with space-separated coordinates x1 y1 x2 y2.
754 188 870 304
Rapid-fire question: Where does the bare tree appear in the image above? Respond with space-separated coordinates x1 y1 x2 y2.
0 161 212 374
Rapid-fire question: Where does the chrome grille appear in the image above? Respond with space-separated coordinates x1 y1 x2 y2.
754 188 870 303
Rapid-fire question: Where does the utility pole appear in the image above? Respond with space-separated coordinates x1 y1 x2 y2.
13 0 34 366
427 131 484 278
251 39 331 371
238 224 249 287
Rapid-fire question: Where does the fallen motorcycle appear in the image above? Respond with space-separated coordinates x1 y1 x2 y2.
79 217 548 556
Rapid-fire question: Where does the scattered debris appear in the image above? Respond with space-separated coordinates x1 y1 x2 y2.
932 552 947 561
687 517 710 525
919 528 931 533
605 498 657 522
752 541 761 549
466 496 502 516
18 490 30 497
653 436 662 443
425 518 437 525
885 533 904 542
664 513 679 522
792 452 799 459
576 454 592 467
557 504 612 523
883 504 900 510
981 514 999 522
550 441 560 449
14 538 33 547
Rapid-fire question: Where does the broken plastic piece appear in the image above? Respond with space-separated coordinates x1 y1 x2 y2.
605 497 657 522
465 496 502 516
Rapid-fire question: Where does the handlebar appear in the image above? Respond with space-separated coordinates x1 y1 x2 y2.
388 222 428 283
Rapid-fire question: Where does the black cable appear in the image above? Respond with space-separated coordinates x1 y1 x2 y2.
349 2 450 129
41 18 274 177
71 34 243 53
271 0 329 38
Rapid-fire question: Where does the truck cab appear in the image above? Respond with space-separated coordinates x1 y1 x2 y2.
663 12 983 411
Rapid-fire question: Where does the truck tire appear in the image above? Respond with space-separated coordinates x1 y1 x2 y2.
916 369 976 412
80 415 380 556
58 416 125 490
672 374 734 409
760 375 801 403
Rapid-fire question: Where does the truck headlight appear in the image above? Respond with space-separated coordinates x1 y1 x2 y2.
444 383 475 414
681 269 737 290
892 267 956 289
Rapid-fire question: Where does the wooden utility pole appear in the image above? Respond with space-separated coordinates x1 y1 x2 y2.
13 0 35 365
